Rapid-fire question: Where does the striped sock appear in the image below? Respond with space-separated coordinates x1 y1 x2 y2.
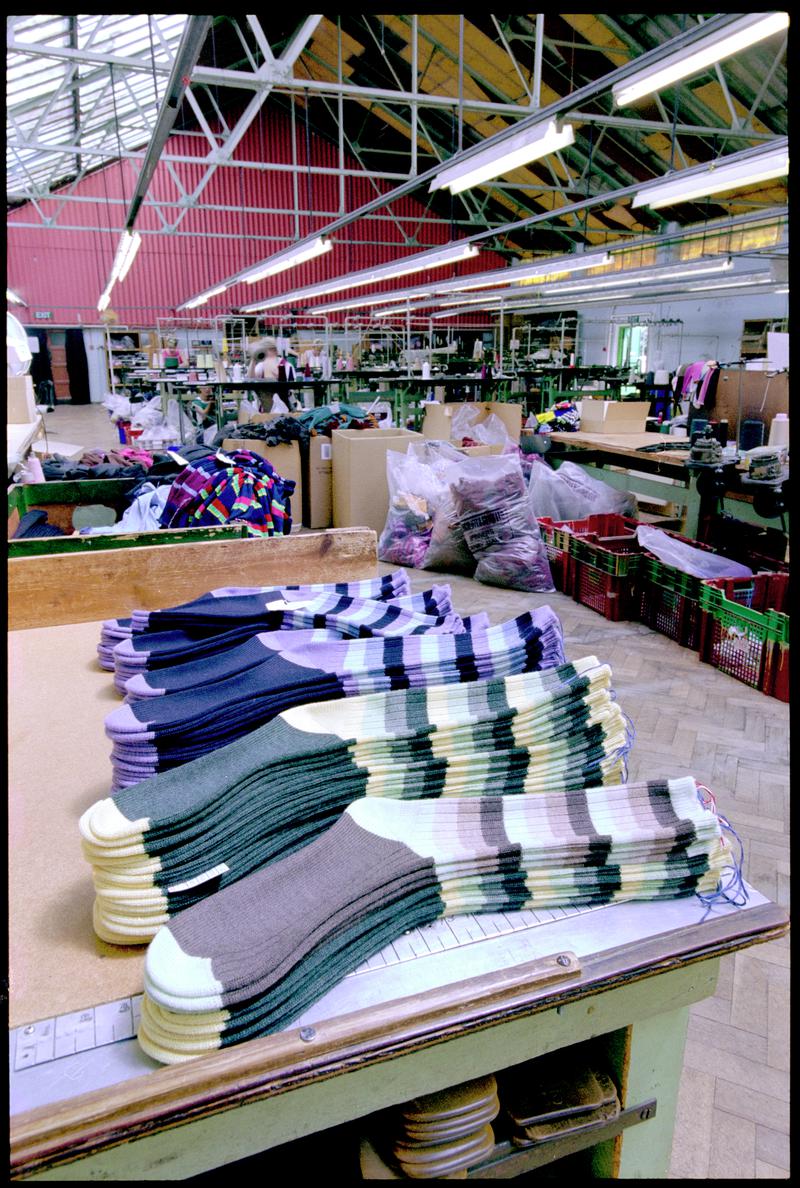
97 572 411 670
81 657 630 943
136 778 726 1061
101 608 565 790
110 588 458 695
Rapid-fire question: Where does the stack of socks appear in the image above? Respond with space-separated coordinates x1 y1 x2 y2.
102 608 566 789
82 656 628 943
109 588 471 696
135 777 727 1062
97 572 411 670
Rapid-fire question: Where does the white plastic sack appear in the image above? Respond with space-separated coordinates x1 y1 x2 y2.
528 458 636 520
101 392 133 422
450 454 555 592
271 393 290 414
637 525 753 579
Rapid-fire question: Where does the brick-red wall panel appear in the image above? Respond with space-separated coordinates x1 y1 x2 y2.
8 108 506 324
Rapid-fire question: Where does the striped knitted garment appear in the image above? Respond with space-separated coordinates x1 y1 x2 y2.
96 572 411 670
158 449 295 536
81 656 628 944
102 609 566 789
109 587 464 696
136 777 727 1062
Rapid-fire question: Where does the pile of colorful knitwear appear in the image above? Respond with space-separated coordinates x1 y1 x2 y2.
107 587 469 697
81 656 631 944
157 448 296 536
102 603 565 790
131 776 727 1062
96 573 411 670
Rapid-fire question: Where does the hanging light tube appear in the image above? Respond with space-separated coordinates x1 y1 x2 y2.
613 13 790 107
6 288 27 306
632 144 789 210
96 230 142 311
240 241 480 312
241 236 333 284
299 250 612 316
112 231 142 284
430 120 576 194
524 256 734 295
430 270 775 316
178 284 229 312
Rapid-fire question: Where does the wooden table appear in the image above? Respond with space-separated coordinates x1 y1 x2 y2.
8 541 788 1180
548 431 785 538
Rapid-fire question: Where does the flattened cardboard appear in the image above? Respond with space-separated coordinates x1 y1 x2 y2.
9 621 148 1027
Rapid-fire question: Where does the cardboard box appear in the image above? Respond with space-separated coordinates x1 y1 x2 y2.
332 428 424 533
578 400 651 434
222 439 303 523
421 401 523 443
234 410 331 528
7 376 38 424
306 434 332 529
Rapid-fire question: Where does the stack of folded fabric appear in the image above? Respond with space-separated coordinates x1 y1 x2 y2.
109 587 466 696
157 449 296 536
82 656 627 943
96 573 411 670
101 608 565 789
134 777 727 1062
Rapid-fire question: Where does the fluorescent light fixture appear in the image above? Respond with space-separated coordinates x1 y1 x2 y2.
6 288 27 306
775 286 789 293
241 241 480 312
305 288 439 315
614 12 789 107
430 120 576 194
97 230 141 310
241 236 333 284
430 271 775 316
632 146 789 210
113 231 142 283
528 257 734 295
299 251 612 315
179 283 229 311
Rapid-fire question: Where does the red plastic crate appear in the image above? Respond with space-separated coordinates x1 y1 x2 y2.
572 557 639 621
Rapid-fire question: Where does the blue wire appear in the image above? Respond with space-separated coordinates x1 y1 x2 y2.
696 807 749 921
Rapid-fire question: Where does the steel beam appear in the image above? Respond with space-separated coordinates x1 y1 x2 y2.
533 14 544 109
566 111 777 140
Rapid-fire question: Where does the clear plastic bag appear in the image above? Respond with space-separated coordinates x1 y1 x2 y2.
636 525 754 579
378 449 442 568
450 455 555 592
411 442 476 574
528 458 636 520
450 404 510 447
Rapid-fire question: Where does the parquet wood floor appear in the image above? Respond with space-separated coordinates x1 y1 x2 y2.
395 565 790 1180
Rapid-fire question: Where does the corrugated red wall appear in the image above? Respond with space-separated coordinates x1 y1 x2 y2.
7 107 506 325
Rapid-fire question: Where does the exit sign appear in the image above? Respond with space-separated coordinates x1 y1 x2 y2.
34 310 52 319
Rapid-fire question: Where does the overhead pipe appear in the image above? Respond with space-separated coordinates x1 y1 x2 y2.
124 15 212 229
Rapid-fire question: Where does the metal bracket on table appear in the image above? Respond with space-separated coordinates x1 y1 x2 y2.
467 1098 658 1178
